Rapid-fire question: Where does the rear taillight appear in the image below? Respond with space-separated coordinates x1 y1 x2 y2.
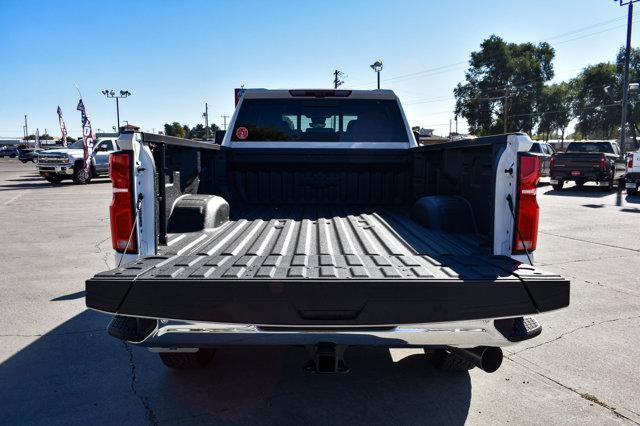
513 155 540 254
549 155 555 169
109 152 137 253
599 153 606 170
628 153 634 169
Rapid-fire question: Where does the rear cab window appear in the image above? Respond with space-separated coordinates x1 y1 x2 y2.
231 98 409 143
565 142 614 153
528 143 542 153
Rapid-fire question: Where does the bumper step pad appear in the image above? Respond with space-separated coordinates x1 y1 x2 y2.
494 316 542 342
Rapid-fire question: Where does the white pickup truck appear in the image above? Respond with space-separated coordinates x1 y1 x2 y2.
626 151 640 195
86 89 569 374
36 138 118 184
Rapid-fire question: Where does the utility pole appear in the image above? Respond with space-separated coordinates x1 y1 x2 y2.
449 119 452 140
221 115 229 131
617 0 638 158
203 102 210 139
333 70 344 89
24 115 28 138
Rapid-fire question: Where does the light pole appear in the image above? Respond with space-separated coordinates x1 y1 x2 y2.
370 60 383 89
615 0 639 158
101 89 131 132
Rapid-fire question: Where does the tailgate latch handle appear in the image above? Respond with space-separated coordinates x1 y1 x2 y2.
504 162 514 176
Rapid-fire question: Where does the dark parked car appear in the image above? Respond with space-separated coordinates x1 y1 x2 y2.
0 146 20 158
18 148 41 163
550 141 626 191
528 141 555 177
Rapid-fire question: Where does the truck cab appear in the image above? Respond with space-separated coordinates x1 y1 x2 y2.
36 138 118 184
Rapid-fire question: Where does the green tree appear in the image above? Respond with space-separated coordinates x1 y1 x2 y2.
537 82 574 143
454 35 555 135
163 122 187 138
164 122 220 139
572 63 618 139
187 123 206 139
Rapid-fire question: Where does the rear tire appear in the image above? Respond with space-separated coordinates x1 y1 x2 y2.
44 175 63 184
20 160 27 164
552 180 564 191
72 163 92 184
602 174 614 193
159 349 216 370
425 348 475 371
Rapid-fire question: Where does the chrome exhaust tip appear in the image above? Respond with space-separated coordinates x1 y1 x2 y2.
450 346 503 373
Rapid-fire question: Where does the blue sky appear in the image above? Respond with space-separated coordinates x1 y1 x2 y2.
0 0 637 138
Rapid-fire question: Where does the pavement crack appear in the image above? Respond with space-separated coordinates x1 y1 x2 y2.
538 231 640 253
513 315 640 355
94 236 113 270
556 273 640 298
122 342 159 425
94 236 110 253
506 355 639 424
537 253 638 268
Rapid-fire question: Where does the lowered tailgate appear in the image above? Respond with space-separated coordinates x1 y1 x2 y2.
86 207 569 326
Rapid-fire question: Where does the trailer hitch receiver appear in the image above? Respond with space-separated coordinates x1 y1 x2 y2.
305 343 349 373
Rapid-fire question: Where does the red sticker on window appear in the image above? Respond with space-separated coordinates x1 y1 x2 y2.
236 127 249 140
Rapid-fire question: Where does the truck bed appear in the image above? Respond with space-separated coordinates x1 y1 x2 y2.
146 205 496 280
87 205 569 326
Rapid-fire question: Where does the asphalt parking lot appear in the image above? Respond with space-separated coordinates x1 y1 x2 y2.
1 158 639 425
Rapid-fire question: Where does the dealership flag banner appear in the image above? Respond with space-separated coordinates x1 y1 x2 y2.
76 99 94 173
57 106 68 147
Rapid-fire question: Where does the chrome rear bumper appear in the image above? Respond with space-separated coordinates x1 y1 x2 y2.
129 318 523 350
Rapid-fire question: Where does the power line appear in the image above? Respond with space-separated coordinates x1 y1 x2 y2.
553 19 639 45
403 66 597 106
544 16 626 41
350 14 629 89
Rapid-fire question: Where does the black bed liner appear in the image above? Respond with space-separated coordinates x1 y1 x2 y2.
86 206 569 325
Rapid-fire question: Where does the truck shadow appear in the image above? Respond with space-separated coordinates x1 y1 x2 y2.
544 187 617 198
626 194 640 204
0 310 472 425
0 178 111 191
